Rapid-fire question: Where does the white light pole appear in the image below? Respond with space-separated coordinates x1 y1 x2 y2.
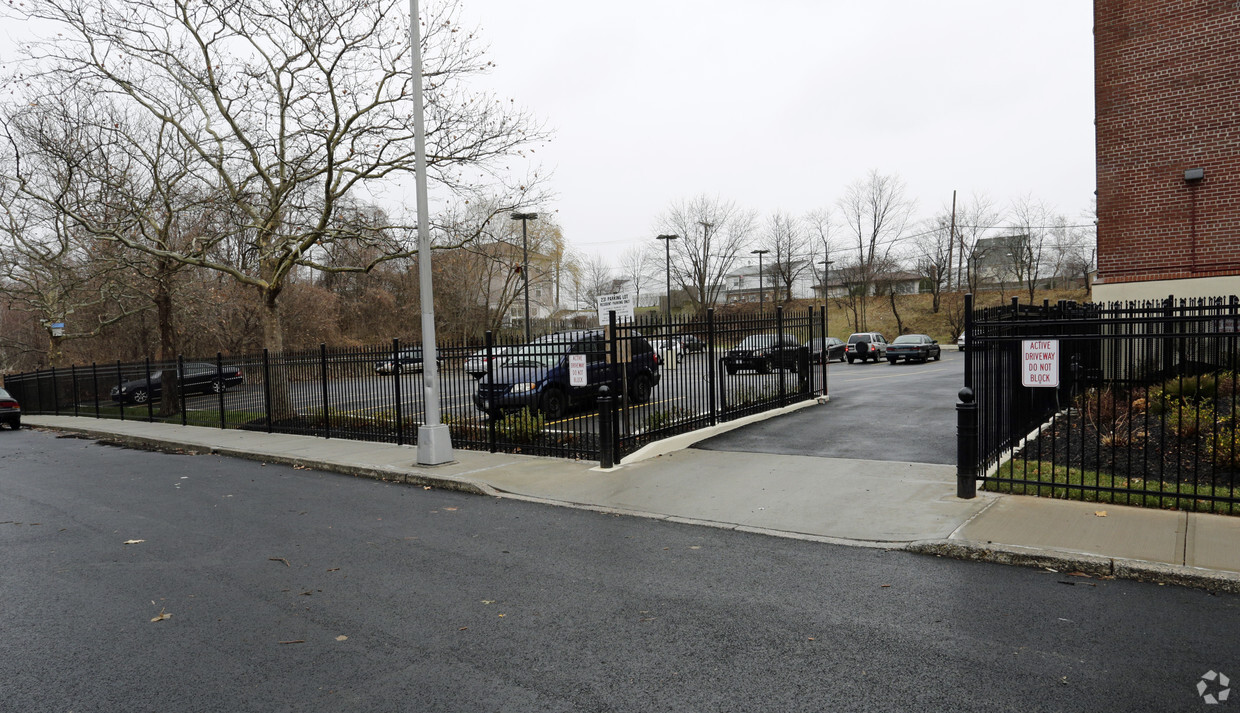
409 0 452 465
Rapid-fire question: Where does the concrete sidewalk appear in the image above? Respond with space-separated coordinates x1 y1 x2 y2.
19 415 1240 592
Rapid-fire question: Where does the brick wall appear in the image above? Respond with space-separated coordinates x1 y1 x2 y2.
1095 0 1240 285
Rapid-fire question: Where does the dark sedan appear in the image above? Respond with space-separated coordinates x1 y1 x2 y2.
110 362 244 404
809 337 846 364
720 333 803 375
374 348 442 375
677 334 707 353
0 387 20 429
886 334 942 364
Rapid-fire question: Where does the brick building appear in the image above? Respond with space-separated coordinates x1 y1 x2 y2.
1093 0 1240 302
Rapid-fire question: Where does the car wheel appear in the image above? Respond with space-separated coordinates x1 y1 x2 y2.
210 378 226 394
933 351 941 361
629 374 653 404
888 357 897 365
539 388 569 420
130 388 150 404
758 358 774 374
847 357 855 364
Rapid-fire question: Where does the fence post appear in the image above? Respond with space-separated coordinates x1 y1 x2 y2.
51 367 60 416
393 338 404 446
597 386 614 469
707 308 718 426
92 363 100 418
144 357 153 422
34 368 42 414
485 331 496 453
116 361 124 422
963 293 974 389
216 352 226 430
957 386 978 499
262 349 273 433
819 303 828 398
776 305 787 406
319 343 330 438
71 365 79 417
608 310 622 464
178 355 187 426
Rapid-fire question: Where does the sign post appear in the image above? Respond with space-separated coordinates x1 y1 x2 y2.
1021 339 1060 388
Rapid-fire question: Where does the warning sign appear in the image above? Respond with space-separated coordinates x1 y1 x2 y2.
1021 339 1060 388
568 354 587 386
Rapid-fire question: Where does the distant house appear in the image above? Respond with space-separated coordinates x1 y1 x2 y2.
723 260 818 303
814 270 925 298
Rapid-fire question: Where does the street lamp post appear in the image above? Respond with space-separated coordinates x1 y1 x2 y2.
818 259 834 331
407 0 451 464
511 212 538 342
697 220 713 305
656 234 678 330
751 249 769 307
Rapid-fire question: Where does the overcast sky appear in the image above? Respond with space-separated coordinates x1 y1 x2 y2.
455 0 1096 266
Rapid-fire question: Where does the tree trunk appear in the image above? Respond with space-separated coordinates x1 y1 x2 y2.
261 287 295 422
154 279 180 417
890 289 905 336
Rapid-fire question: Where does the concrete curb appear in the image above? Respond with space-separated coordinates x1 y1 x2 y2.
34 425 497 497
906 539 1240 594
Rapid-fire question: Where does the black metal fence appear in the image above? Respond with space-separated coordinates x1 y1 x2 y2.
961 293 1240 514
3 306 827 465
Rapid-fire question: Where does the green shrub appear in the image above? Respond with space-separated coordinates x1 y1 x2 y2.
495 408 545 442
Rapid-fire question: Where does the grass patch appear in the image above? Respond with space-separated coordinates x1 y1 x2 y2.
984 459 1240 515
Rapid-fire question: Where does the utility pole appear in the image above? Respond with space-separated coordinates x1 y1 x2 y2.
947 189 957 292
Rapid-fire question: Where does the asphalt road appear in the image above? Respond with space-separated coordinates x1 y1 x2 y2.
695 349 965 463
3 428 1238 712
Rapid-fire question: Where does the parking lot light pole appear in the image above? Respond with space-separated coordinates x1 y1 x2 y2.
818 259 834 333
751 249 769 307
408 0 452 464
511 212 539 342
656 234 678 331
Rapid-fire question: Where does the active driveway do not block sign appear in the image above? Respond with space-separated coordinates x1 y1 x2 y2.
1021 339 1060 387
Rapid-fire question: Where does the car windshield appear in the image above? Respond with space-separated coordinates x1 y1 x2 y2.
0 388 11 399
892 335 924 344
737 335 777 349
496 342 571 368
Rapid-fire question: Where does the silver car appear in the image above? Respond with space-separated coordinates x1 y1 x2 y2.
464 346 515 379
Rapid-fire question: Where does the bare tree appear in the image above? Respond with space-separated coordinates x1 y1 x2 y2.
580 256 615 310
655 195 756 314
836 171 915 330
619 245 658 309
1006 196 1054 303
953 194 1003 293
4 0 548 413
913 214 954 313
761 211 810 303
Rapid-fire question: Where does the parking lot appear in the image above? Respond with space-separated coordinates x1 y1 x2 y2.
696 348 964 464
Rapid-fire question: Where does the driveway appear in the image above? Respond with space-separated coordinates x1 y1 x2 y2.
694 349 964 464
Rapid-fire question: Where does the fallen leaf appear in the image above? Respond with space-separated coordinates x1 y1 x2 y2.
423 486 431 490
150 609 171 623
458 627 469 631
1094 511 1107 517
880 584 891 588
807 637 815 641
279 640 305 645
689 546 701 550
335 635 348 641
481 600 495 605
327 568 340 572
269 557 291 567
1067 572 1092 578
497 614 505 618
123 539 145 545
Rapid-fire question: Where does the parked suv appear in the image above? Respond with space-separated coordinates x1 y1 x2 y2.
845 332 888 363
720 333 804 375
473 330 661 419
